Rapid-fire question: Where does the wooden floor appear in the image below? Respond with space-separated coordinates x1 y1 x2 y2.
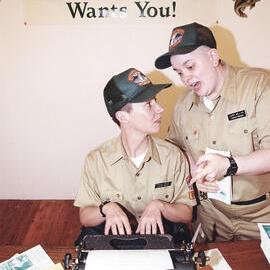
0 200 81 247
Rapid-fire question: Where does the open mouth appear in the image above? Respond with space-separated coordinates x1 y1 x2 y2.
190 81 201 92
154 117 161 124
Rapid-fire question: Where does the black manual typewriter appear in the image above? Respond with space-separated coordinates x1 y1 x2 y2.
63 231 208 270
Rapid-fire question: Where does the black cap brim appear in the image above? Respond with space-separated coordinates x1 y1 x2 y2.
132 83 172 103
155 52 172 70
155 45 201 69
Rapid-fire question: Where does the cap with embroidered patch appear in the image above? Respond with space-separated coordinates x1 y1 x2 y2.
155 22 217 69
104 68 171 117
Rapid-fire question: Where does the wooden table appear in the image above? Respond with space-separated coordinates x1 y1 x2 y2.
0 240 269 270
196 240 269 270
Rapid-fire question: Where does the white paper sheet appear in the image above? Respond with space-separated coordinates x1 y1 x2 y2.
205 147 232 205
85 249 174 270
258 223 270 263
203 248 232 270
0 245 54 270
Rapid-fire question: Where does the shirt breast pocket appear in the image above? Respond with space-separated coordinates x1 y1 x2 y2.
227 118 257 154
153 185 174 202
182 125 200 152
101 190 123 203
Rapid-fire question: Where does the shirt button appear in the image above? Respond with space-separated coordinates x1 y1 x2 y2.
116 193 120 198
137 196 142 200
212 140 216 145
210 115 214 120
244 129 248 134
185 136 188 140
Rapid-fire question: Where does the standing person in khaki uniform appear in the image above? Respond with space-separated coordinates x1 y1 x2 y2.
74 68 196 239
155 22 270 242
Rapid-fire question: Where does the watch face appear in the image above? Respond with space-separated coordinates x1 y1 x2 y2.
225 156 238 177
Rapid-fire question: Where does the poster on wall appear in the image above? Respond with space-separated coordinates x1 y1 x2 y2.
23 0 180 25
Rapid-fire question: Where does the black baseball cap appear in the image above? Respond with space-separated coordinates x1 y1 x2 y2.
155 22 217 69
104 68 171 117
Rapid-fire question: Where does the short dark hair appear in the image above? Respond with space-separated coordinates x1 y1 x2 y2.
112 103 133 126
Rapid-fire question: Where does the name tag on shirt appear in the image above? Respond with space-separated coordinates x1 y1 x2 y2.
227 110 246 121
155 181 172 188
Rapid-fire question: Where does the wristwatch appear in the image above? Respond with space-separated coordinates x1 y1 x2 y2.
224 156 238 177
99 201 110 217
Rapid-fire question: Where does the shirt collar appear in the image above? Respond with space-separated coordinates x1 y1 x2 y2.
218 64 238 104
109 135 126 165
110 135 161 166
145 136 161 165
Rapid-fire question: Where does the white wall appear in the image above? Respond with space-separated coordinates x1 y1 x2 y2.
0 0 269 199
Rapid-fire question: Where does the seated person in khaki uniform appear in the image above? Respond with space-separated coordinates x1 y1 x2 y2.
74 68 196 239
155 22 270 242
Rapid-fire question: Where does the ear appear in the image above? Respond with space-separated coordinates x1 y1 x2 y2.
208 48 220 67
115 110 129 124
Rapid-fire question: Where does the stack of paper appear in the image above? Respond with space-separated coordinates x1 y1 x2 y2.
258 223 270 263
0 245 54 270
205 148 232 205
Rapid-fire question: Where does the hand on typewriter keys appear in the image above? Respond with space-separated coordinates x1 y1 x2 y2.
102 202 132 235
136 200 164 235
102 201 165 235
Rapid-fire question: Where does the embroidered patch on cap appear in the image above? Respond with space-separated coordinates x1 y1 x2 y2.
169 28 184 50
128 69 150 86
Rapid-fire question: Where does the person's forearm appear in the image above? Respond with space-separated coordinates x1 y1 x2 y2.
79 206 105 227
235 149 270 176
160 202 192 223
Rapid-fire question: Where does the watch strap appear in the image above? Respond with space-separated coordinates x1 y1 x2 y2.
224 156 238 177
99 201 110 217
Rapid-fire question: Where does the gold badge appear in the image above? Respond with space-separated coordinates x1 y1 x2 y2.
169 28 184 49
128 69 150 86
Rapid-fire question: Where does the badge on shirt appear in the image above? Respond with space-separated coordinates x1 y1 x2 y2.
185 175 195 200
227 110 246 121
155 181 172 188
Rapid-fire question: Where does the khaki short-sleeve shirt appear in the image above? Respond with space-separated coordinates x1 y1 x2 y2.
168 65 270 202
74 135 196 218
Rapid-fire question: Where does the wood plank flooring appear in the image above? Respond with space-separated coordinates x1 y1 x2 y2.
0 200 81 247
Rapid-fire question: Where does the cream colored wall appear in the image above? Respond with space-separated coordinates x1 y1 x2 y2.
0 0 269 199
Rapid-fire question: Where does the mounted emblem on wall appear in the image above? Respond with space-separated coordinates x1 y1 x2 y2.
233 0 261 17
